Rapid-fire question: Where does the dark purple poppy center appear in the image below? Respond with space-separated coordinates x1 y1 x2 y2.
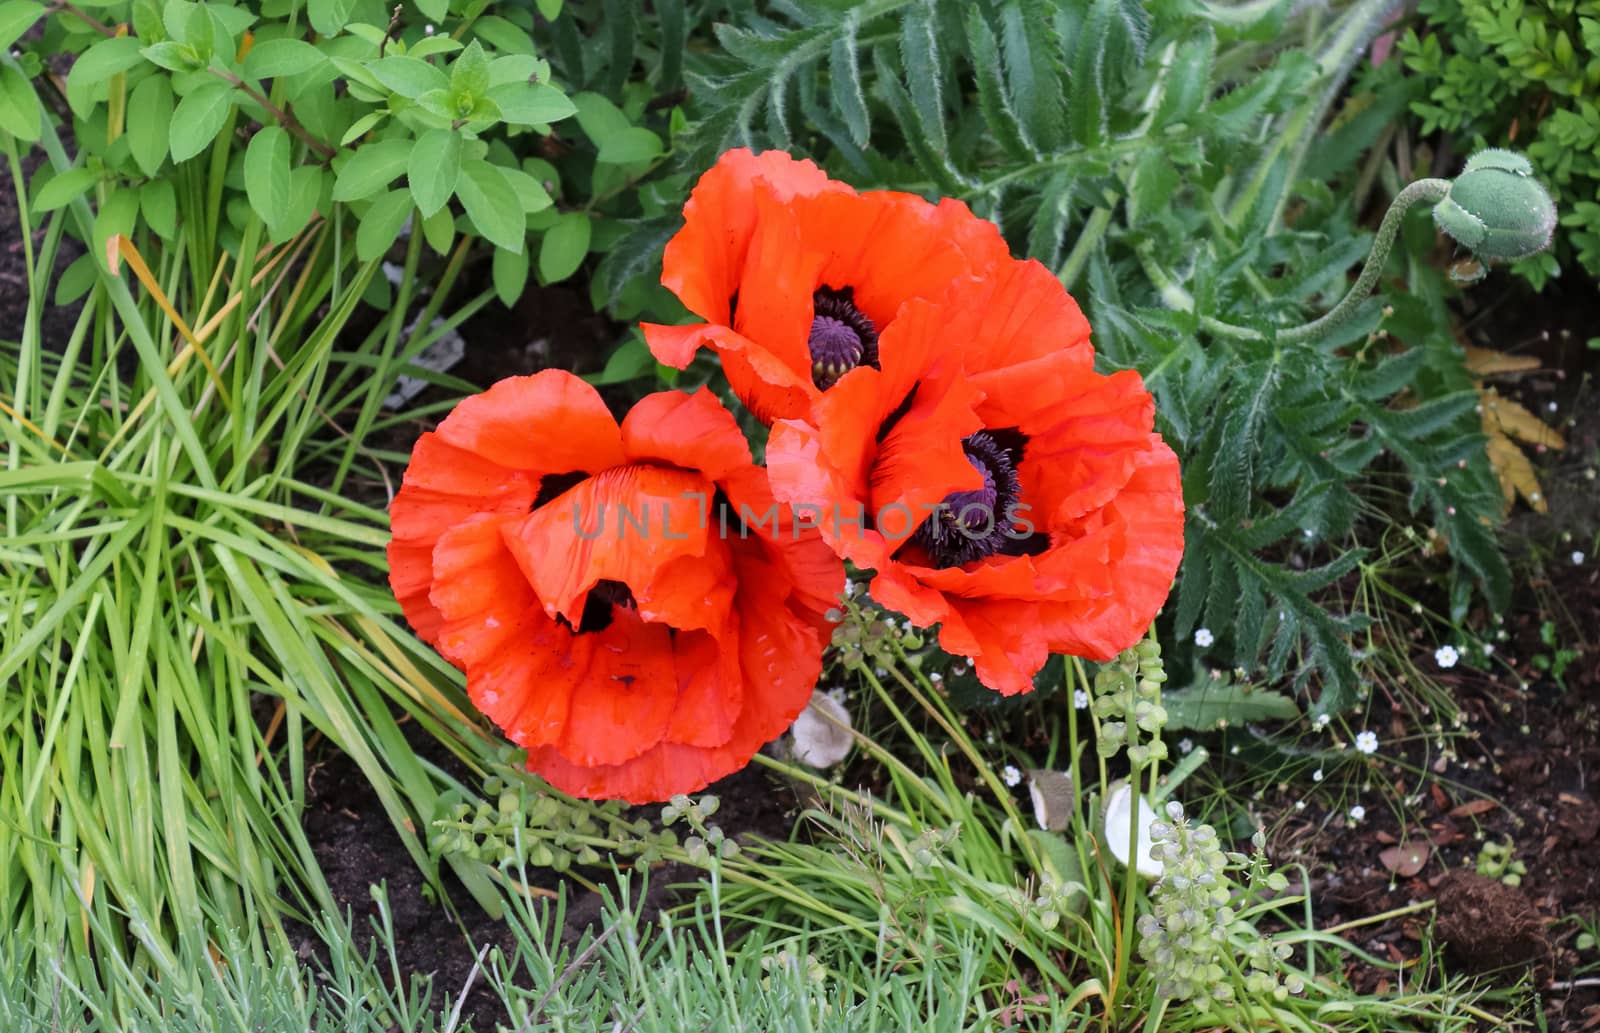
908 430 1033 567
809 286 879 390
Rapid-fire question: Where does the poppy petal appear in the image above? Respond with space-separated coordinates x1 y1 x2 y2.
661 148 841 325
506 466 726 633
621 387 753 481
437 370 625 474
663 628 743 748
554 607 680 767
427 514 574 749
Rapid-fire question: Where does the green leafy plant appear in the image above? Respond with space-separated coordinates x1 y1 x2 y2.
3 0 597 308
1399 0 1600 286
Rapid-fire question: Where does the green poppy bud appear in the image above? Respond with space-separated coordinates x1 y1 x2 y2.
1432 149 1557 261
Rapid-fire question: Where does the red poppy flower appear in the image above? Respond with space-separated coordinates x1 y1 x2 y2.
641 148 1012 424
388 371 842 803
766 260 1185 697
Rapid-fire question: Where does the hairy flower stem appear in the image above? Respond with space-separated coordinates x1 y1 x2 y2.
1276 178 1451 344
1149 178 1452 345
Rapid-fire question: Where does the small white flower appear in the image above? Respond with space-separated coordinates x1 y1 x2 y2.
1482 643 1495 657
1073 689 1090 710
1295 799 1307 810
844 581 859 598
1178 737 1194 755
1312 713 1330 730
1193 628 1214 648
1348 804 1366 822
1355 730 1379 755
1001 764 1022 788
1312 768 1323 782
984 731 996 745
1434 644 1459 669
1548 401 1559 412
929 671 943 684
424 22 435 33
1574 551 1586 566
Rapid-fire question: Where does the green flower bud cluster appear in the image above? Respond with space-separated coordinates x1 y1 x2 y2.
1092 639 1169 764
429 756 678 873
828 600 924 672
1474 838 1526 886
1433 149 1557 263
1137 805 1302 1007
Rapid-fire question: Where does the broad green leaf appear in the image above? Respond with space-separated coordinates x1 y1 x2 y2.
450 40 490 99
126 75 173 175
454 159 524 252
492 243 529 306
538 210 589 283
488 54 540 86
332 137 411 201
168 81 234 162
406 128 460 217
307 0 354 36
92 187 138 269
177 0 215 62
130 0 163 41
65 35 144 118
582 333 655 386
596 126 661 165
272 165 322 242
339 110 386 146
536 0 562 20
0 63 41 141
33 167 99 211
242 37 325 79
413 0 446 20
369 55 448 98
488 82 575 126
498 165 553 213
0 1 44 53
356 189 412 261
408 36 462 59
244 126 292 227
420 204 454 254
55 252 96 305
140 40 200 72
139 177 176 238
473 14 536 55
570 91 630 144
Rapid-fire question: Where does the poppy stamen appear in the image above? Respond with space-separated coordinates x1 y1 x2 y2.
909 430 1025 567
809 286 878 389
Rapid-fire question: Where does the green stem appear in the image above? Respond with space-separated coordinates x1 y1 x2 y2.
1147 179 1451 346
1276 178 1450 344
1056 205 1112 290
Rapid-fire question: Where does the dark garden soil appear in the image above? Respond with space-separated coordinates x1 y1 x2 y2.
1266 275 1600 1032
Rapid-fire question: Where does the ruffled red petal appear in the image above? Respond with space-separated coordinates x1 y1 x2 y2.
620 387 753 481
387 432 537 644
506 465 731 635
436 370 625 474
660 148 842 326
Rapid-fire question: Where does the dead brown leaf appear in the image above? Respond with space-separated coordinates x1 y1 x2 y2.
1379 841 1431 878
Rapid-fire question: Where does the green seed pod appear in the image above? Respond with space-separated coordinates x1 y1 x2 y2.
1433 149 1557 261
